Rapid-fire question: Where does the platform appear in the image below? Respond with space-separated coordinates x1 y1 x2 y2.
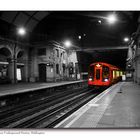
0 80 85 97
55 82 140 128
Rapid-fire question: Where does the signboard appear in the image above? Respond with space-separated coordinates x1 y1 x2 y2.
122 75 126 81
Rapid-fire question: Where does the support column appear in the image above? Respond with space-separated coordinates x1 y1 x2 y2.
8 58 17 83
23 59 29 82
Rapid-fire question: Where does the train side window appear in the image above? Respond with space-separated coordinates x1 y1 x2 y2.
96 69 100 80
116 71 120 77
113 70 116 78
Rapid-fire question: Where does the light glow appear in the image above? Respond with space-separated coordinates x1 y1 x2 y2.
104 78 108 82
88 78 92 81
98 20 102 24
64 40 71 48
107 14 117 24
96 64 101 67
17 27 26 36
16 68 22 80
78 36 81 40
124 37 129 42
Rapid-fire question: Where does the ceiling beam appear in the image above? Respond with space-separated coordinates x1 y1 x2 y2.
79 46 129 52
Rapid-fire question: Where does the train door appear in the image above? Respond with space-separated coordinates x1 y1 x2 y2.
102 66 110 82
94 65 102 84
39 64 46 82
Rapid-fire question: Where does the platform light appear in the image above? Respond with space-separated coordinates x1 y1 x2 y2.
17 27 26 36
98 20 102 24
64 40 71 48
78 35 81 40
128 64 131 67
107 14 117 24
124 37 129 42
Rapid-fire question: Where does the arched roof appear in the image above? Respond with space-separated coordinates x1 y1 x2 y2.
0 11 51 31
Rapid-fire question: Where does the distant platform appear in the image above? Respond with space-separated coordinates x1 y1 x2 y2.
0 80 86 97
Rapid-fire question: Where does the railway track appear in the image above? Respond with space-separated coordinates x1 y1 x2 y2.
0 87 100 128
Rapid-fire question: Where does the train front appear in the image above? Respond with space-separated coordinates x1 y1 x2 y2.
88 63 110 87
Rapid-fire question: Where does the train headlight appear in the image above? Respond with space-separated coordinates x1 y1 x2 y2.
96 64 101 67
104 78 108 82
88 78 93 81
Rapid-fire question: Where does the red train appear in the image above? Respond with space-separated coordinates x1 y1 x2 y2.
88 62 123 87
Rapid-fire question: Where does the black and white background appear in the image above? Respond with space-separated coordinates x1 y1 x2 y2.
0 0 140 139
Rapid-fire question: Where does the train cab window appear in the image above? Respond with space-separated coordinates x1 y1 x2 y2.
102 66 109 81
96 69 100 80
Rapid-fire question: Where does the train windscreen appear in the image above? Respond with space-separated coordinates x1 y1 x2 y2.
102 66 109 81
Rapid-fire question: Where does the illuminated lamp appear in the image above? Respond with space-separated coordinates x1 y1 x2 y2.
107 14 117 24
96 64 101 67
64 40 71 48
88 78 92 81
17 27 26 36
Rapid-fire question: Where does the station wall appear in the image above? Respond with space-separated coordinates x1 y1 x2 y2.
0 41 28 83
127 37 140 84
0 39 81 83
29 42 80 82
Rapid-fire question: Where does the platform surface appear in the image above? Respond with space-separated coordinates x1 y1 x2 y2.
55 82 140 128
0 80 84 97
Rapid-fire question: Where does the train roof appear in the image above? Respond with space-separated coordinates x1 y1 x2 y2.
90 62 120 70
